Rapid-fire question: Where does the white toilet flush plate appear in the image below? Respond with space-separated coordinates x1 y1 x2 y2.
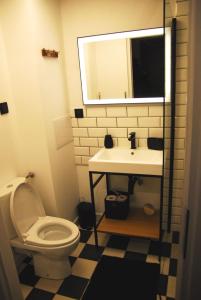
88 147 163 176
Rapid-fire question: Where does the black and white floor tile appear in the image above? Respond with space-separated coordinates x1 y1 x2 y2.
19 230 179 300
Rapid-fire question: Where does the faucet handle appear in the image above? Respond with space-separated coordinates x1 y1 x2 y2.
128 131 136 137
128 132 137 149
128 131 136 141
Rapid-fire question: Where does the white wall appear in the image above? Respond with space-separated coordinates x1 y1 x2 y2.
60 0 163 214
0 0 79 220
0 0 57 215
61 0 163 110
0 25 18 187
86 39 130 99
31 0 79 219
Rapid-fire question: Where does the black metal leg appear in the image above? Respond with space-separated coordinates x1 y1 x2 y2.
89 172 99 248
159 176 164 260
88 171 164 257
106 173 110 194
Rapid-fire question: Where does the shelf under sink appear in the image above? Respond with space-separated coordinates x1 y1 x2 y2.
97 208 160 240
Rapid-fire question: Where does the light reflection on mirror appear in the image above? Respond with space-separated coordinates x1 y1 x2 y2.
78 27 171 105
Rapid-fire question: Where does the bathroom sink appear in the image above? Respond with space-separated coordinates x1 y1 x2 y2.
89 147 163 176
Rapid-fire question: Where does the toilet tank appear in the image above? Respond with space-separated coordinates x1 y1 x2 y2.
0 178 25 240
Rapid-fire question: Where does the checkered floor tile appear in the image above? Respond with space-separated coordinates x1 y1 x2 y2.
19 229 179 300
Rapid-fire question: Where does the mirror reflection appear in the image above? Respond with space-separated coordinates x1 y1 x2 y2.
78 28 171 105
83 35 164 100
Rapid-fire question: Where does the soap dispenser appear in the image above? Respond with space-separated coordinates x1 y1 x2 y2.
104 134 113 148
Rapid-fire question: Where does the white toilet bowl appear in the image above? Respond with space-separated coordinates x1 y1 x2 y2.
11 226 80 279
0 177 80 279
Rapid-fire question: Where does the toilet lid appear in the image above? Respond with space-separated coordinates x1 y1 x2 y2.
10 182 46 241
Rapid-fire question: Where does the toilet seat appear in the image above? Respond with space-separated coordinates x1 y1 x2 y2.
10 181 46 242
24 216 79 247
10 180 79 247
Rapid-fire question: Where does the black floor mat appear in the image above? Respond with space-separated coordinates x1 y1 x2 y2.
82 255 160 300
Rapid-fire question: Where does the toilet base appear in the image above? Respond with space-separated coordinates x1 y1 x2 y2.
33 253 71 279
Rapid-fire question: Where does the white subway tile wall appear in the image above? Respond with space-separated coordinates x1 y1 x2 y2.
97 118 117 127
117 117 137 127
88 128 107 137
80 138 98 147
78 118 96 127
87 107 106 117
127 106 148 116
71 105 163 165
71 0 188 231
107 107 127 117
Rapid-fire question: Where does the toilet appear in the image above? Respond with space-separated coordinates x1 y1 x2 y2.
0 177 80 280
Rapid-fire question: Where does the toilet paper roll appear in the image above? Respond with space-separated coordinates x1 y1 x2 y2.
117 195 127 202
106 195 117 201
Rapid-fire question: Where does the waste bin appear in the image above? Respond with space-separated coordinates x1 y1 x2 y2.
77 202 94 229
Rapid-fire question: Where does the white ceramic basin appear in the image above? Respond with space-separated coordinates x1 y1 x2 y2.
89 147 163 176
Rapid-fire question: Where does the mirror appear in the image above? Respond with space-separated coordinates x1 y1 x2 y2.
78 28 171 105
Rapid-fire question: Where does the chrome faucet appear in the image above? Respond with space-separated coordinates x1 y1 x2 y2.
128 132 136 149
